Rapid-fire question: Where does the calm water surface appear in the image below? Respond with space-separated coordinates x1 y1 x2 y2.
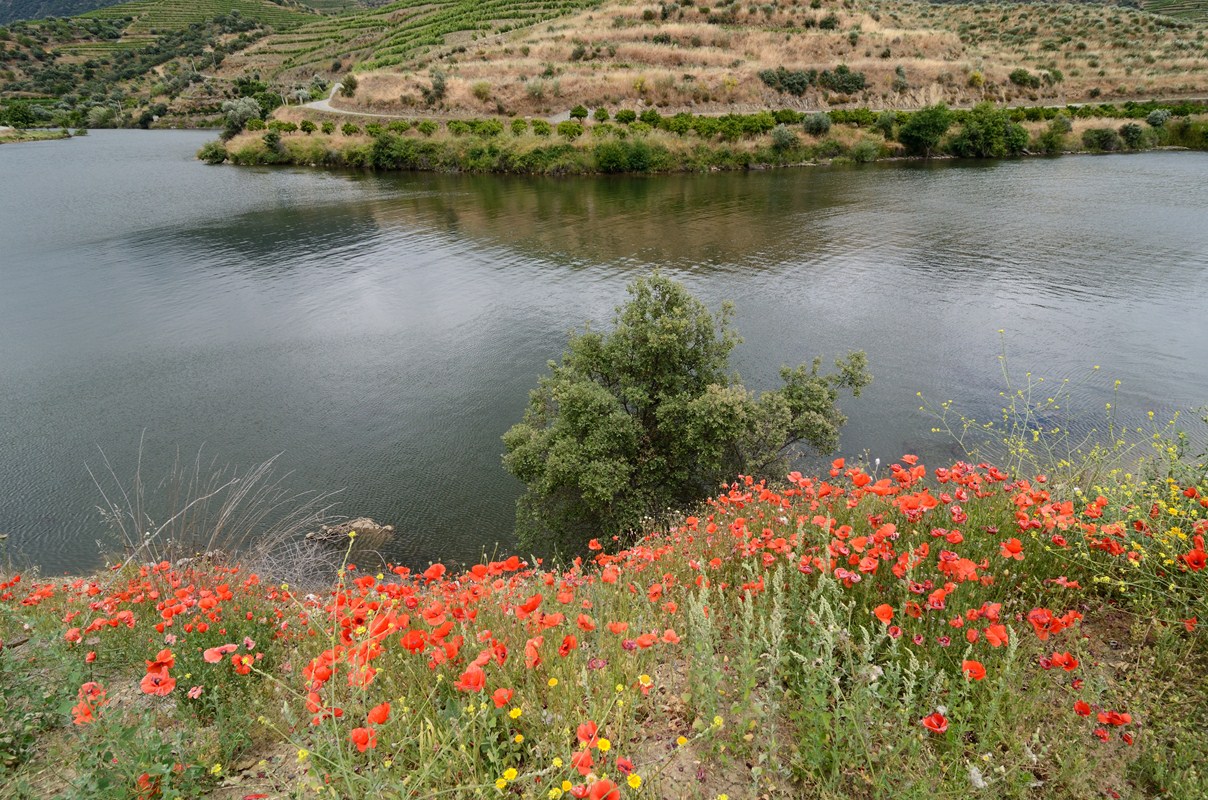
2 130 1206 574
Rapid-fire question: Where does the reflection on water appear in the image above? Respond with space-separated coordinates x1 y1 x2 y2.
2 131 1206 574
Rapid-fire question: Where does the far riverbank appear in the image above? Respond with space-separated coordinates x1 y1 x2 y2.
200 101 1208 175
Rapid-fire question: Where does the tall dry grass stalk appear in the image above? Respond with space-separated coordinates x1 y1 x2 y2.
88 436 341 576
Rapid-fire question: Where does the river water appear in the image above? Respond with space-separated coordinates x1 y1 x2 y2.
2 130 1206 574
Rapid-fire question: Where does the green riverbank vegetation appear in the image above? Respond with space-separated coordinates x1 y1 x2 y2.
0 125 71 142
199 100 1208 173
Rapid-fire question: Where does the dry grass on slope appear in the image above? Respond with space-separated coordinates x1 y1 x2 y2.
332 0 1208 118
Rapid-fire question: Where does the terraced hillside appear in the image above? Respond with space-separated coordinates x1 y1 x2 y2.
314 0 1208 118
217 0 602 82
84 0 318 36
1143 0 1208 22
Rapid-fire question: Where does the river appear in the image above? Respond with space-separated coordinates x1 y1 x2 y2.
2 129 1206 574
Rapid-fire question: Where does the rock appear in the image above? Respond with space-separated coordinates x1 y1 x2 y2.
305 517 394 543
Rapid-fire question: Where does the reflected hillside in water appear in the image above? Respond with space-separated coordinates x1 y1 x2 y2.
363 169 857 270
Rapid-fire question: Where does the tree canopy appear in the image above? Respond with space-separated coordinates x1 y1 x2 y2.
898 103 952 157
502 273 871 556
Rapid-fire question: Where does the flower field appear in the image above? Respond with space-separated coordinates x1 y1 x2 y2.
2 455 1206 799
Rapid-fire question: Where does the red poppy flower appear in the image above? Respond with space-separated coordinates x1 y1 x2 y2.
1096 710 1132 726
1074 700 1092 717
999 538 1025 560
961 660 986 681
1050 652 1079 672
492 687 514 708
140 668 176 696
367 702 390 725
524 636 544 670
873 604 894 624
587 779 620 800
570 749 594 775
350 726 377 752
454 665 486 693
984 624 1009 648
71 700 96 725
576 720 599 747
921 711 948 734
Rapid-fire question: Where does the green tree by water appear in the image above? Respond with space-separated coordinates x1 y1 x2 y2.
949 102 1028 159
898 103 952 157
502 273 870 556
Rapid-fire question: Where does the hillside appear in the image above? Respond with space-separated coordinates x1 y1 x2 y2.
0 0 362 25
81 0 320 34
1142 0 1208 22
215 0 605 84
310 0 1208 118
0 0 125 26
3 0 1207 129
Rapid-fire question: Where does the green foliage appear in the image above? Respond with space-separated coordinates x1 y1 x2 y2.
850 137 880 162
300 118 317 134
339 73 358 97
758 66 816 96
1034 119 1068 155
531 119 552 137
874 110 897 139
614 109 637 125
220 96 261 140
556 119 583 139
340 121 359 136
770 123 798 151
592 138 657 172
0 99 35 128
569 104 589 120
802 111 831 136
501 273 870 556
197 140 227 163
1118 122 1146 149
422 69 447 106
593 107 609 122
510 117 528 135
897 103 951 157
1009 67 1041 89
321 120 335 134
1082 126 1123 152
1146 108 1171 128
818 64 865 94
949 102 1028 158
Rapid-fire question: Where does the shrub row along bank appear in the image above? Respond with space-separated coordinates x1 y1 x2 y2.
2 453 1206 797
200 100 1208 173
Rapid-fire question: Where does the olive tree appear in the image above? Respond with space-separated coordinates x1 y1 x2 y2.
221 96 262 140
502 273 871 556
